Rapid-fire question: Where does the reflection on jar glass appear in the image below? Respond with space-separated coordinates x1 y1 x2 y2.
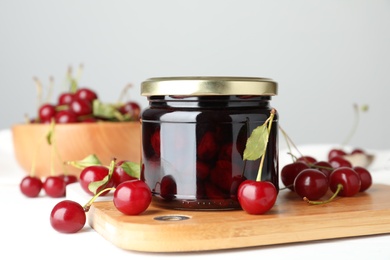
141 77 278 210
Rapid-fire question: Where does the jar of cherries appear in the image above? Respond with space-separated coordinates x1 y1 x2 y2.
141 77 278 210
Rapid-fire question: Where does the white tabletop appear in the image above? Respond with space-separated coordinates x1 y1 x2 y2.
1 128 390 260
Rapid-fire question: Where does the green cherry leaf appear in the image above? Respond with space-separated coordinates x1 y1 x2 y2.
120 161 141 179
243 124 269 161
93 99 121 120
88 173 110 195
66 154 102 169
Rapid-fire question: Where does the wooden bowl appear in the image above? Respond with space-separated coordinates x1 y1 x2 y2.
11 122 141 178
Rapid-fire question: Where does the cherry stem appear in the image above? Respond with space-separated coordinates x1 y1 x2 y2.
303 183 343 205
117 83 133 103
44 76 54 104
33 76 43 110
279 125 306 162
75 63 84 83
83 158 117 212
83 187 116 212
341 103 368 147
256 109 276 182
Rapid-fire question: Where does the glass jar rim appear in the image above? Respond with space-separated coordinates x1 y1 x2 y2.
141 76 277 96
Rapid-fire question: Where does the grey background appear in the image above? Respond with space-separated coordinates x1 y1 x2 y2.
1 0 389 149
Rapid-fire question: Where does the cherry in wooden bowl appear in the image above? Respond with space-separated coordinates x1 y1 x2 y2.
11 121 141 178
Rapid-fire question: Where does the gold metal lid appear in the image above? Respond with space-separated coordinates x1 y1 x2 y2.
141 76 277 96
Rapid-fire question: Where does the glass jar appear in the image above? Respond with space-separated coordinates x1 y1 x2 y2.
141 77 278 210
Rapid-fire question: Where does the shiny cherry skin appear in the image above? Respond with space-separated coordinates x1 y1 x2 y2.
38 103 56 121
294 169 329 200
69 99 93 117
79 165 114 195
280 161 309 191
237 180 277 215
75 87 98 103
329 155 352 168
43 176 66 198
296 155 317 165
112 160 137 187
55 110 78 123
329 167 361 197
159 175 177 200
113 180 152 215
58 174 78 185
328 148 347 161
311 161 333 180
119 101 141 119
20 176 43 197
353 166 372 192
58 92 75 105
50 200 86 233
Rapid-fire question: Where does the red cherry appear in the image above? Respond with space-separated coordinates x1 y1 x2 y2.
69 99 93 117
50 200 86 233
119 101 141 119
204 182 227 200
328 148 347 160
210 160 241 191
75 87 98 103
20 176 43 197
160 175 177 200
43 176 66 198
38 103 56 121
113 180 152 215
150 129 161 156
296 155 317 165
329 167 361 197
353 166 372 192
311 161 333 179
351 148 365 155
196 161 210 180
280 161 309 191
58 92 75 105
197 131 218 161
112 160 137 187
329 155 352 168
55 110 78 124
79 165 114 196
237 180 277 215
294 169 329 200
58 174 78 185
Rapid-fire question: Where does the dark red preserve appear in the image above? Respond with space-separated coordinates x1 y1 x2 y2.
141 77 278 210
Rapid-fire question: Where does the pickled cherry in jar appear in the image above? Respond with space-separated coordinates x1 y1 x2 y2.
141 77 278 210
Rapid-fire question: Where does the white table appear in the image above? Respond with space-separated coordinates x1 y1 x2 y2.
1 129 390 260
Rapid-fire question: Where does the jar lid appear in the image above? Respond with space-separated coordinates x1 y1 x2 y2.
141 76 277 96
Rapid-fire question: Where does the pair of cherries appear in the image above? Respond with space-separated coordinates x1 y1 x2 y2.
20 174 78 198
50 159 151 234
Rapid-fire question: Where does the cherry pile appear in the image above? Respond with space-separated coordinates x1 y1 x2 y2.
77 159 139 196
50 179 151 233
281 148 373 203
33 87 141 124
48 158 151 233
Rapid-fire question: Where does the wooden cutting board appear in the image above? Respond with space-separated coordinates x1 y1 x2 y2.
88 184 390 253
